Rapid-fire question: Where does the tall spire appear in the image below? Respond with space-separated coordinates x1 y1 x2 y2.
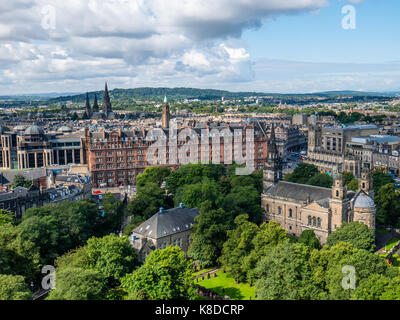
92 94 99 112
268 123 279 161
164 95 168 103
102 82 112 117
85 92 91 118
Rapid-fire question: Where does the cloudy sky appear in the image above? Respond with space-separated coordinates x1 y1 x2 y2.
0 0 399 95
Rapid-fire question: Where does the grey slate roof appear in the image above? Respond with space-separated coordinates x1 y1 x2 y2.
353 190 375 208
265 181 332 202
133 207 199 239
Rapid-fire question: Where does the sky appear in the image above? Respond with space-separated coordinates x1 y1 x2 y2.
0 0 399 95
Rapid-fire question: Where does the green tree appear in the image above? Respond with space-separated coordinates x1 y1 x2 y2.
285 163 319 184
299 230 321 250
47 267 106 300
219 214 259 283
347 178 358 192
245 221 292 284
11 175 33 189
121 246 196 300
126 182 172 220
136 167 171 189
326 222 375 252
0 274 32 300
174 178 221 209
101 193 124 233
222 185 262 224
187 201 231 267
254 243 323 300
372 170 394 194
342 172 355 186
306 173 333 188
0 210 15 226
374 183 400 226
85 234 137 285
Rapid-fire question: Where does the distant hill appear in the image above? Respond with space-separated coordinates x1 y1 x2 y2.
47 87 271 104
1 87 398 104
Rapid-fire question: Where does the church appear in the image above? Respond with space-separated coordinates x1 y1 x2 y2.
84 82 115 120
261 125 376 244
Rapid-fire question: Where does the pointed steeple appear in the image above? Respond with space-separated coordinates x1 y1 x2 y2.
164 96 168 103
102 82 112 117
92 94 99 113
267 123 279 162
85 92 91 118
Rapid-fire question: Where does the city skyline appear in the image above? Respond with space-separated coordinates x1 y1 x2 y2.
1 0 400 95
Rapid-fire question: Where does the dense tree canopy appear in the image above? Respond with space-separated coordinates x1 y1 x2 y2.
0 274 32 300
187 201 231 267
374 183 400 226
121 246 196 300
326 222 375 252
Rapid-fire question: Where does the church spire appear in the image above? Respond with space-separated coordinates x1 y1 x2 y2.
102 82 112 117
92 94 99 112
85 92 91 118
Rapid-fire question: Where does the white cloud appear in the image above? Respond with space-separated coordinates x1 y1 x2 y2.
3 0 392 95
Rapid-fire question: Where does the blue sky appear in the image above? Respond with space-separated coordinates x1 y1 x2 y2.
0 0 399 94
244 0 400 64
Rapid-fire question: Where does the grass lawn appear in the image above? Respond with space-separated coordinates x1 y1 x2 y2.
196 270 255 300
385 237 399 251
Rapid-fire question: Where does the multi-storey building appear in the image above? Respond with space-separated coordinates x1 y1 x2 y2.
85 101 270 188
306 124 379 176
0 125 86 170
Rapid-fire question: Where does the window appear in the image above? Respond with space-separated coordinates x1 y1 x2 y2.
289 208 293 218
266 204 269 213
317 218 321 228
308 216 311 226
278 207 282 215
312 217 316 227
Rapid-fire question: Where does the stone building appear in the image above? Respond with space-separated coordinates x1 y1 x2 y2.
129 204 199 261
0 124 86 170
261 128 376 244
306 124 379 177
84 120 269 188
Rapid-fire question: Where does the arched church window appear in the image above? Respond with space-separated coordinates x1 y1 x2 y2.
336 190 339 197
278 207 282 215
289 208 293 218
266 204 269 213
312 217 316 227
308 216 311 225
317 218 321 228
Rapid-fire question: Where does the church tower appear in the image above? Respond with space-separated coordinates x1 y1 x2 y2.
359 168 374 198
84 92 91 119
102 82 113 118
92 94 99 113
330 173 348 232
263 124 282 190
162 96 170 129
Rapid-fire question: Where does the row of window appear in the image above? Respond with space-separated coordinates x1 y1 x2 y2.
158 235 191 249
308 216 322 228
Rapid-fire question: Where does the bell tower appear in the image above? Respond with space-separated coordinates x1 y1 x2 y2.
359 168 374 197
330 173 348 232
263 123 282 191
